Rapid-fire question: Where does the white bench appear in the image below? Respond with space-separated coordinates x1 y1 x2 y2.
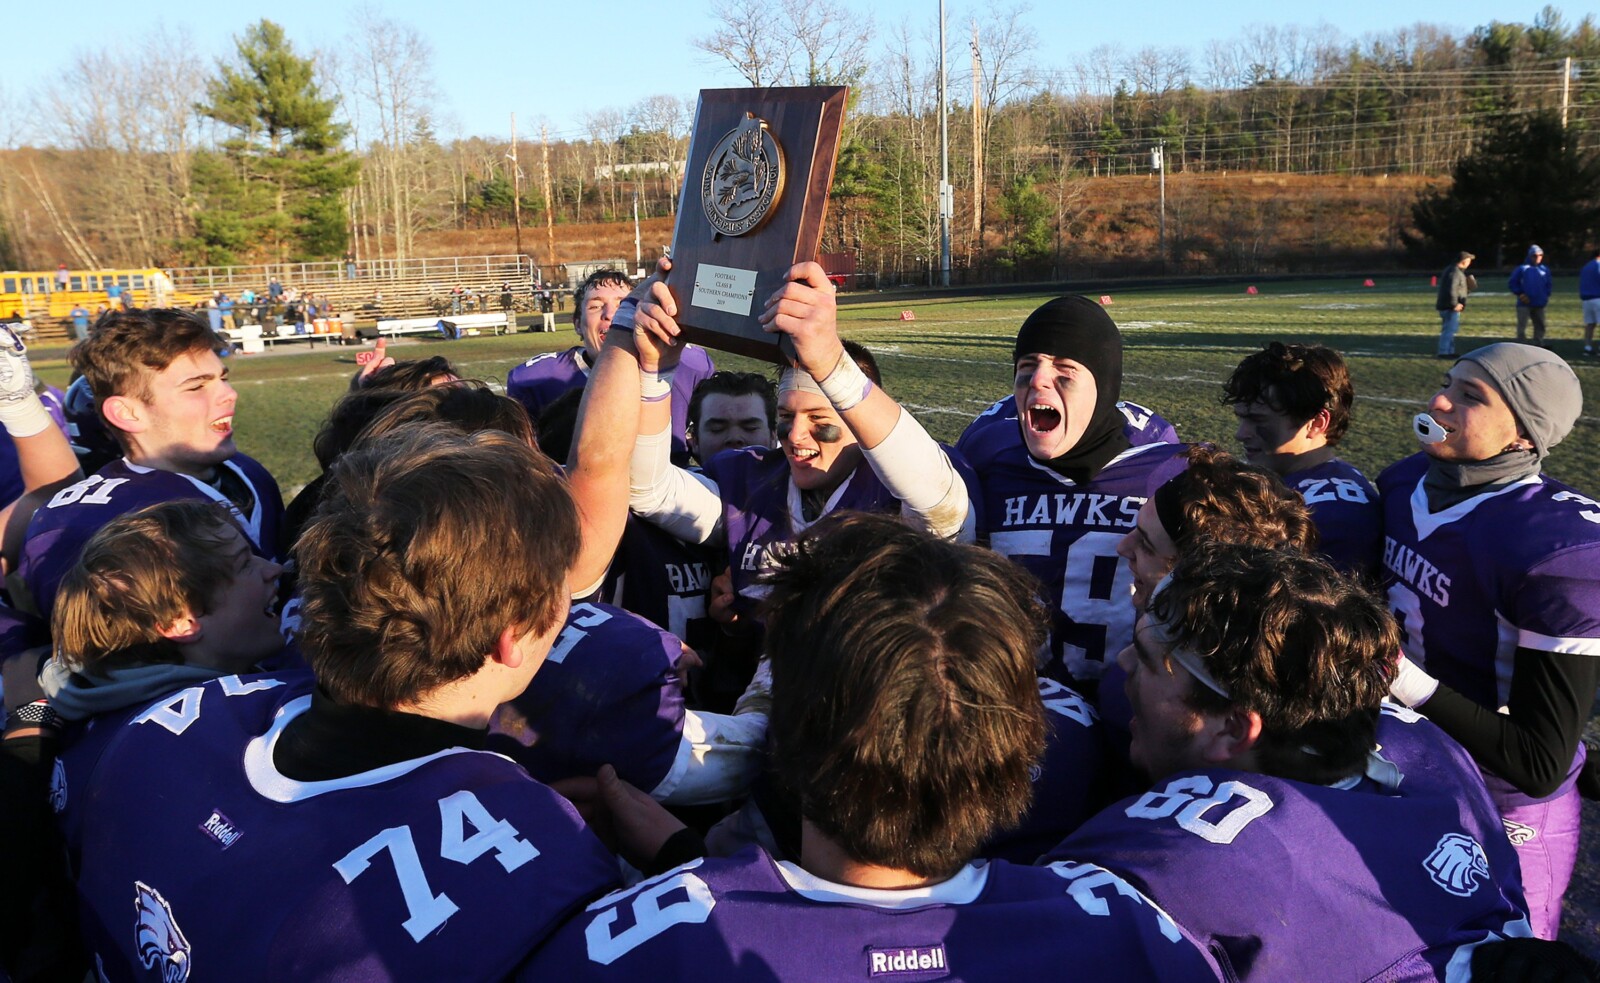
376 312 509 339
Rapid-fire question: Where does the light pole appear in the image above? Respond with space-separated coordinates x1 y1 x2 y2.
1152 142 1166 267
937 0 952 287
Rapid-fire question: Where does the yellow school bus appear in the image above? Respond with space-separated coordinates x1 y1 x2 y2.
0 268 187 320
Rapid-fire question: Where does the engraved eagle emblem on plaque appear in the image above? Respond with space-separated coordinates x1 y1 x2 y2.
701 113 785 237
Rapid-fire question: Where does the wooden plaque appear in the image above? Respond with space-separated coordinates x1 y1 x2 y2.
666 86 848 362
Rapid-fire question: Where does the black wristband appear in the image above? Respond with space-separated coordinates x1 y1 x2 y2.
9 701 61 731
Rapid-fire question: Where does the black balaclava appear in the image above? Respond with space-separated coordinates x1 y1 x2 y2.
1012 295 1130 484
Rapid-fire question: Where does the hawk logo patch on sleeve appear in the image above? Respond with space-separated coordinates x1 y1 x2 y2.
1502 819 1537 846
134 881 192 982
1423 833 1491 897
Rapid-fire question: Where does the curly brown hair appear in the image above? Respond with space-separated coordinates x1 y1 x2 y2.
1220 342 1355 445
761 512 1047 878
1148 540 1397 785
1165 444 1319 555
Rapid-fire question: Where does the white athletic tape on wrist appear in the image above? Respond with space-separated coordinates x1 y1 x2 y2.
1388 654 1439 708
0 394 53 438
641 366 676 402
816 350 873 411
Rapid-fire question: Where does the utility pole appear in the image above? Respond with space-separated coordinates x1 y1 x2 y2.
540 124 556 272
1153 142 1166 266
509 113 524 260
971 23 983 238
633 190 642 275
937 0 952 287
1561 56 1573 127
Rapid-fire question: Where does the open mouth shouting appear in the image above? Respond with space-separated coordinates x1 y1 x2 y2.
1027 402 1062 435
211 415 234 436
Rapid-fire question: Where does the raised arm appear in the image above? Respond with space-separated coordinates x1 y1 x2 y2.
0 329 81 575
759 263 972 540
624 268 727 547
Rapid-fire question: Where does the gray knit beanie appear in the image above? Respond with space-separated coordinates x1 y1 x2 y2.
1458 344 1582 459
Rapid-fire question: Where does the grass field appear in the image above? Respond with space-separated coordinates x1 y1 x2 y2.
26 275 1598 497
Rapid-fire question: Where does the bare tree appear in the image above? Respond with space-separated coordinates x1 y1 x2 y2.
344 9 436 261
695 0 792 86
785 0 874 85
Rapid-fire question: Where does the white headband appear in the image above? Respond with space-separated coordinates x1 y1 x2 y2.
1144 577 1231 699
778 367 825 398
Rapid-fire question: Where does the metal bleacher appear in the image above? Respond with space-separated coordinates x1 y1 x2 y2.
167 254 538 323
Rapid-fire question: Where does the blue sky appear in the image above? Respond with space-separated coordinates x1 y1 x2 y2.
4 1 1564 142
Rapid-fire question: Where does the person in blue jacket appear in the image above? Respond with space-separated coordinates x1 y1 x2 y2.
1579 246 1599 357
1508 244 1553 346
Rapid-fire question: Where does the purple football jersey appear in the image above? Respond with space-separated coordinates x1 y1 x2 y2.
1284 457 1381 577
983 677 1108 863
1048 707 1532 982
705 443 980 620
962 396 1180 452
74 673 619 981
1379 453 1600 807
18 455 284 621
957 430 1188 683
507 344 714 460
520 848 1219 981
601 516 716 654
487 602 689 797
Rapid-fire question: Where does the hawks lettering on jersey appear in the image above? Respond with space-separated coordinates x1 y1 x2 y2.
73 674 619 981
600 516 716 655
958 423 1187 682
520 849 1220 981
487 602 689 798
1049 710 1532 981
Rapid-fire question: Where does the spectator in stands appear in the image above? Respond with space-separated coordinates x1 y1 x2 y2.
1220 343 1381 577
539 287 555 332
506 268 715 465
69 304 90 343
524 512 1216 982
70 425 620 978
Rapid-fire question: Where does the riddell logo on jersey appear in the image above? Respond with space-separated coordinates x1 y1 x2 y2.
199 809 242 849
867 944 947 976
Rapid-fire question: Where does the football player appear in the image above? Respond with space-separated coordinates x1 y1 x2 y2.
1382 344 1599 939
18 309 285 623
956 295 1186 688
522 513 1217 981
1051 542 1532 980
43 501 287 859
71 425 620 979
1221 342 1382 578
506 268 715 464
686 370 775 466
621 261 974 624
